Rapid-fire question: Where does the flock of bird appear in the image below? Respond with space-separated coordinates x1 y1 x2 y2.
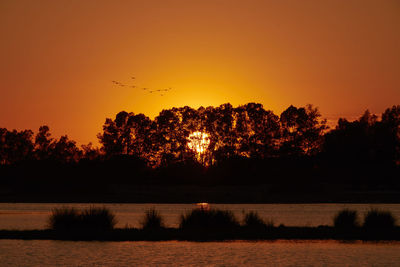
111 76 173 96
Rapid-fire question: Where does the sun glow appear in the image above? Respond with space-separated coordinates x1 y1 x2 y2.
187 131 210 154
196 202 210 211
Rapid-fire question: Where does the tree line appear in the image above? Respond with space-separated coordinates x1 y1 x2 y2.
1 103 399 167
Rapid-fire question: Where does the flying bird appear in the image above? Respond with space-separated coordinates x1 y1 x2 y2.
112 76 173 98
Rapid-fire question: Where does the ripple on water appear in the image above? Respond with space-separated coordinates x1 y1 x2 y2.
1 240 400 266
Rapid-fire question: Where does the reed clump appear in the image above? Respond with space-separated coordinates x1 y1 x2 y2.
80 206 117 230
180 208 239 230
48 207 80 231
140 208 164 230
48 206 117 231
243 211 273 229
333 209 359 230
363 209 396 229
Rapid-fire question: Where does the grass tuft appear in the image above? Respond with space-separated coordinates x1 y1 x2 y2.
333 209 359 229
48 206 116 231
180 208 239 230
140 208 164 230
48 207 80 231
243 211 273 229
363 209 396 229
80 206 117 230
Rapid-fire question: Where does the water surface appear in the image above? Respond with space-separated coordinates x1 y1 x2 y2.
0 240 399 266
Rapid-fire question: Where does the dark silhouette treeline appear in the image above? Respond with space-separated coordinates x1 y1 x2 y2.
1 103 399 202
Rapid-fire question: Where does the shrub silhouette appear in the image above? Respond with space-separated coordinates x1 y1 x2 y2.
48 206 116 231
243 211 273 229
363 209 396 229
140 208 164 230
48 207 80 231
80 206 117 230
333 209 359 229
180 208 239 230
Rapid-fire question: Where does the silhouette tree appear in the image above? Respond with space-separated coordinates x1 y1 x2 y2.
154 109 182 165
81 142 101 161
98 111 155 163
2 102 400 195
212 103 237 161
177 106 201 161
98 112 130 156
280 105 327 156
126 113 153 163
238 103 280 158
0 128 7 164
323 110 383 165
380 105 400 164
0 128 34 164
35 125 53 161
50 135 81 163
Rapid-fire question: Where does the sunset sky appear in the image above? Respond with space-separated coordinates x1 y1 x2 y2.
1 0 399 145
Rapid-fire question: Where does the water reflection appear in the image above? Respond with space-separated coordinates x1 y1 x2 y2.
0 240 400 266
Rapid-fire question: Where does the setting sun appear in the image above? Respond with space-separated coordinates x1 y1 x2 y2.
187 131 211 154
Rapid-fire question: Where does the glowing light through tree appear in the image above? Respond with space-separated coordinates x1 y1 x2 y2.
187 131 211 155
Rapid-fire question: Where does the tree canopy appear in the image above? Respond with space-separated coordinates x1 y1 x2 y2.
2 103 400 170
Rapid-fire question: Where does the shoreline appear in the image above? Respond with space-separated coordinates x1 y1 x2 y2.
1 227 400 242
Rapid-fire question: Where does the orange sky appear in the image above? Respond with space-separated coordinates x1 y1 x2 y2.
1 0 399 145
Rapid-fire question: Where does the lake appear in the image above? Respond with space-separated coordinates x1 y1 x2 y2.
1 240 400 266
1 203 400 229
1 203 400 266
